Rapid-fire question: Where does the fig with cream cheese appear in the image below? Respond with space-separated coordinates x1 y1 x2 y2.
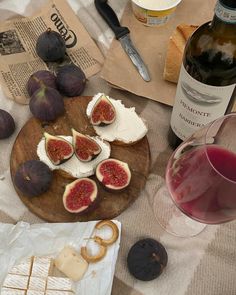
63 178 98 214
44 132 73 165
90 94 116 126
72 129 101 162
96 158 131 190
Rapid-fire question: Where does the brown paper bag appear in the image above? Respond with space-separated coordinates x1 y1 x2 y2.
100 0 218 107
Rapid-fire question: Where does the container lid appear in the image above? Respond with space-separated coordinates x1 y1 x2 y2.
132 0 182 11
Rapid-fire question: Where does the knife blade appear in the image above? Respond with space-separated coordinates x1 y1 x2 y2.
94 0 151 82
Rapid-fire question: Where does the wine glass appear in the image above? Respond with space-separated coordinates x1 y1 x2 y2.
154 113 236 237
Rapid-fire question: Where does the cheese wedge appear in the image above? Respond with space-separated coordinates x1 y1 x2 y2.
28 276 47 291
1 288 26 295
31 260 52 278
2 274 29 289
45 292 74 295
26 291 44 295
46 277 74 291
9 257 33 276
33 256 52 265
54 246 88 281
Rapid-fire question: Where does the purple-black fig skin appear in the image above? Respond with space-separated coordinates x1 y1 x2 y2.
0 109 15 139
36 28 66 62
14 160 53 197
127 238 168 281
29 86 65 122
27 70 57 96
56 64 86 97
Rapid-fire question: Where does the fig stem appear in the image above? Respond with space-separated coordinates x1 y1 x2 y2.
46 28 52 33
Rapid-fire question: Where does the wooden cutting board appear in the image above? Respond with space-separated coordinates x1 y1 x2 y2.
10 96 150 222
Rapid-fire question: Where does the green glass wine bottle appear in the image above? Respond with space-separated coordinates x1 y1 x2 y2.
168 0 236 148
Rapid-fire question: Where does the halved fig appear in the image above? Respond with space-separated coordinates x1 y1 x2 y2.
72 129 101 162
63 178 98 214
96 159 131 190
90 94 116 126
44 132 73 165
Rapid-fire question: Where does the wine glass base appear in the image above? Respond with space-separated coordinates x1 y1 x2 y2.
154 186 206 238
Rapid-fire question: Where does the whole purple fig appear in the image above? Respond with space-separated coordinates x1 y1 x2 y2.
29 86 65 122
27 70 57 96
0 109 15 139
36 28 66 62
14 160 52 197
56 64 86 97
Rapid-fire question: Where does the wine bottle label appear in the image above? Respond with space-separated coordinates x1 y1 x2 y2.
170 64 235 141
215 1 236 24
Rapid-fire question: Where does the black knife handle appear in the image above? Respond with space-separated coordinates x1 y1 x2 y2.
95 0 130 39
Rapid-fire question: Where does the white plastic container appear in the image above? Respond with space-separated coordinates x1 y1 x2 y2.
131 0 182 27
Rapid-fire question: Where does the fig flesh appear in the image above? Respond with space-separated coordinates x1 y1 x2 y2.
27 70 57 96
96 158 131 190
0 109 15 139
44 132 73 165
127 238 168 281
63 178 98 214
29 86 65 122
56 64 86 97
14 160 52 197
90 94 116 126
36 28 66 62
72 129 101 162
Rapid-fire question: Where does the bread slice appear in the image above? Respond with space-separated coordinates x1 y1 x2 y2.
163 24 198 83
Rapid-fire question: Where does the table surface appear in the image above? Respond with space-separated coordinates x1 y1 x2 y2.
0 1 236 295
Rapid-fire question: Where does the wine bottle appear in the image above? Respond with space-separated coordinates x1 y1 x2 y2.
168 0 236 149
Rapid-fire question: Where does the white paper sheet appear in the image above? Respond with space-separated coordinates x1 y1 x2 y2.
0 221 121 295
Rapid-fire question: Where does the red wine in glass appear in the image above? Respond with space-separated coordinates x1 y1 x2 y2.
166 145 236 224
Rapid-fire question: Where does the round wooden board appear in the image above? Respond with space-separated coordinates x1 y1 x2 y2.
10 96 150 222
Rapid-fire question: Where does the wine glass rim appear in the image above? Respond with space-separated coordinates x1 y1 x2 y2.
204 113 236 184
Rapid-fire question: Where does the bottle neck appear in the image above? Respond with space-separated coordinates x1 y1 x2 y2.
211 15 235 33
210 1 236 34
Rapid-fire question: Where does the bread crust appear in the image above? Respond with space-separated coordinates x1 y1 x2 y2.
163 24 198 83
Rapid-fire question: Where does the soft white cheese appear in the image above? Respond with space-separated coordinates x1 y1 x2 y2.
37 136 110 178
28 276 47 291
27 291 44 295
86 93 148 143
31 261 51 278
3 274 29 289
46 277 74 291
9 257 33 276
33 256 52 265
1 288 26 295
45 292 74 295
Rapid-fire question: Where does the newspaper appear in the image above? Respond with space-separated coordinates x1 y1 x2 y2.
0 0 104 104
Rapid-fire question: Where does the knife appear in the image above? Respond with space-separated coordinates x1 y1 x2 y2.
94 0 151 82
